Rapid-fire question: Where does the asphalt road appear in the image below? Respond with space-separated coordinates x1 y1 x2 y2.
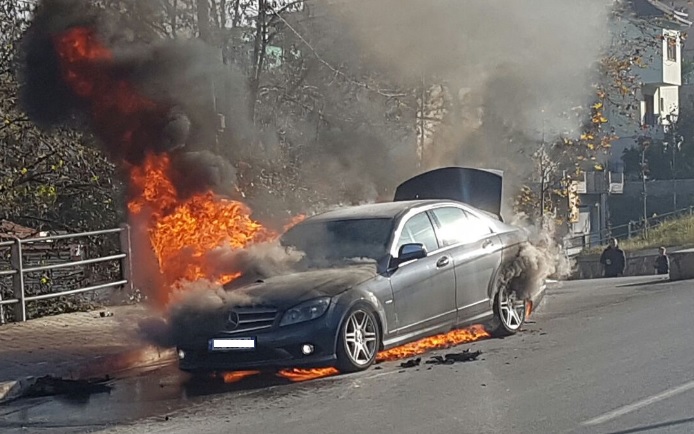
2 275 693 434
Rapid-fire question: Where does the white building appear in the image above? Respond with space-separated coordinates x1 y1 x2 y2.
565 1 691 253
606 0 691 170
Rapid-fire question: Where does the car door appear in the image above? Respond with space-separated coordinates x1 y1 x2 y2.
388 210 457 338
430 206 502 323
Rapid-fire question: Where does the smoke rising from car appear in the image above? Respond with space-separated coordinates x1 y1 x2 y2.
323 0 612 203
17 0 240 200
504 215 575 302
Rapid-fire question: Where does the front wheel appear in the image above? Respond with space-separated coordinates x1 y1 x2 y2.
336 307 380 373
489 283 527 337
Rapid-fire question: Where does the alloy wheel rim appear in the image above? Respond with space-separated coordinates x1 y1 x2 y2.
498 287 525 330
344 310 377 365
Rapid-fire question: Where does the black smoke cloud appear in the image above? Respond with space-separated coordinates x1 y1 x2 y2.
17 0 239 198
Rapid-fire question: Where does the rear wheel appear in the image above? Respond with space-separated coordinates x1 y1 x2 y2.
489 279 527 337
336 307 380 373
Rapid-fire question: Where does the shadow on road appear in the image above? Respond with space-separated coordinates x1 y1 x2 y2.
616 277 672 289
605 416 694 434
180 371 331 398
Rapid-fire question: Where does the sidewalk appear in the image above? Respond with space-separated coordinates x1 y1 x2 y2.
0 304 175 402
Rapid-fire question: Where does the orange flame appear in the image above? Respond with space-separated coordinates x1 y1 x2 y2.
52 27 303 306
376 324 490 362
283 214 306 232
126 153 277 304
52 27 167 162
219 370 261 384
276 367 340 382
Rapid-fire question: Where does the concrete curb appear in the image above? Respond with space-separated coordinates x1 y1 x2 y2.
0 346 176 405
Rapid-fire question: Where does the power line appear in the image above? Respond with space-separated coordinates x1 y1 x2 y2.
265 3 408 99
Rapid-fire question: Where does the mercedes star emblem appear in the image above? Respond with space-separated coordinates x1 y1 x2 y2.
227 311 240 330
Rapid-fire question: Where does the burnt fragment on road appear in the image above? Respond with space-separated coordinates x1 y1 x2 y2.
398 349 483 369
23 375 112 399
426 350 483 365
400 358 422 368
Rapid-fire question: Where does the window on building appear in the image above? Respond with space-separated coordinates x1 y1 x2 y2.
667 37 677 62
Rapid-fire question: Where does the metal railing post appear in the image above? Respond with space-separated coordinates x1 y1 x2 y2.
10 237 26 322
119 223 134 294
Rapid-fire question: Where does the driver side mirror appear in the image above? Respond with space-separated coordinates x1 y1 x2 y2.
394 243 427 267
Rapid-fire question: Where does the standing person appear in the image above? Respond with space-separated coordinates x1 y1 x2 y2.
599 237 626 278
654 246 670 275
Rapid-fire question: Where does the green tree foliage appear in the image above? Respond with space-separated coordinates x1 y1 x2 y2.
0 1 123 232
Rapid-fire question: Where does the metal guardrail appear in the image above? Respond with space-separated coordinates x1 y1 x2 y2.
564 205 694 253
0 224 133 323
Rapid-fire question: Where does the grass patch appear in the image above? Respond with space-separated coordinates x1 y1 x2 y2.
581 215 694 256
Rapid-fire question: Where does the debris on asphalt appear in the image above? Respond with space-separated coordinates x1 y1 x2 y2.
23 375 112 399
398 350 482 369
399 358 421 368
425 349 482 365
99 311 114 317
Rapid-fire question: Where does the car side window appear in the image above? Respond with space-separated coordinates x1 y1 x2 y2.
431 207 493 245
430 207 469 246
396 212 439 254
463 209 493 240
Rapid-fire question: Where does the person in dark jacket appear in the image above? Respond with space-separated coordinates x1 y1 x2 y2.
600 238 626 278
654 246 669 275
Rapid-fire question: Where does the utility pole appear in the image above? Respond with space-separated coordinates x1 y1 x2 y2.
641 144 648 235
539 115 546 219
416 72 426 168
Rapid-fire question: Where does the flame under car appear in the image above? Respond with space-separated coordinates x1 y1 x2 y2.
177 168 545 374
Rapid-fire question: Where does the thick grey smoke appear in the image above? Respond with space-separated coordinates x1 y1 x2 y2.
321 0 612 202
502 215 576 306
17 0 242 199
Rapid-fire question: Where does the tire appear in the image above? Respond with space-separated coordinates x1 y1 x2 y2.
488 276 527 338
336 306 381 373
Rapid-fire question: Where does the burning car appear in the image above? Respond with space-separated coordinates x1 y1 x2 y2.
177 168 545 374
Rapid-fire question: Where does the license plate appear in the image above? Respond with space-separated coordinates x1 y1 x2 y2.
208 338 256 351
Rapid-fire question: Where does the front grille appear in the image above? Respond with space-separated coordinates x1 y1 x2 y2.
223 306 279 334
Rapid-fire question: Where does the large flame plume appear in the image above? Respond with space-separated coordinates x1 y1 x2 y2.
49 24 293 307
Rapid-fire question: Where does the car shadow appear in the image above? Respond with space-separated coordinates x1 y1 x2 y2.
181 370 340 397
615 277 672 289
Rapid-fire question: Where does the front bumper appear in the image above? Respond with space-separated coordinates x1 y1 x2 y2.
177 319 339 372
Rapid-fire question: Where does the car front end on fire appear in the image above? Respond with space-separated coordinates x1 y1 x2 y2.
177 296 352 372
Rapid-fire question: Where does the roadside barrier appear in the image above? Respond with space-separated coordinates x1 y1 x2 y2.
0 224 133 323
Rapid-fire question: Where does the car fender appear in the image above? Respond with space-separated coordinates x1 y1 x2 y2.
331 289 388 353
487 236 527 303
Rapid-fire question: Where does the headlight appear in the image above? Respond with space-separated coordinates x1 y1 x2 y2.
279 297 331 327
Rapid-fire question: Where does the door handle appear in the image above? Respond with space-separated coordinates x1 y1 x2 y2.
436 257 450 268
482 239 493 248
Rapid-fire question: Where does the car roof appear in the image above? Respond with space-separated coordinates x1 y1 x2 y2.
304 199 460 223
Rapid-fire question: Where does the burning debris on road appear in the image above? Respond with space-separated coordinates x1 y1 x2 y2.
376 324 490 362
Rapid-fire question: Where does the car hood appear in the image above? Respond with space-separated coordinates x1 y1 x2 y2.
224 262 379 308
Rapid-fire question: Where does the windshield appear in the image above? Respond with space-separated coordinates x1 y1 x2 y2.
280 218 394 265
